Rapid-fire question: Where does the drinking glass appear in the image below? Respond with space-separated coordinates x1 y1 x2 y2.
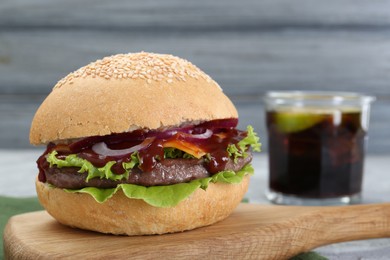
263 91 375 205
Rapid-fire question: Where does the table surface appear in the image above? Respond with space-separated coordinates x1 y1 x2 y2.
1 149 389 259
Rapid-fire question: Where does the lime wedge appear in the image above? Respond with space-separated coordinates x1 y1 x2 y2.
275 112 325 133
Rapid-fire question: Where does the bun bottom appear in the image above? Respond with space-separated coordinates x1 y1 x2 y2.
36 176 249 235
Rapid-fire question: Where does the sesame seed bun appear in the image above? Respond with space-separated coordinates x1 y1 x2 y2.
35 175 250 235
30 52 238 145
31 52 249 236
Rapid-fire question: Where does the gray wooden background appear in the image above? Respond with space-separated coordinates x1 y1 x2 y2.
1 0 389 153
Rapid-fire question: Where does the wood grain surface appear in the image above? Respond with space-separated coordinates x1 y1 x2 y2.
4 203 390 259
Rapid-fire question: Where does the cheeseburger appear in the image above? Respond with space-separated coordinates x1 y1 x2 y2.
30 52 261 235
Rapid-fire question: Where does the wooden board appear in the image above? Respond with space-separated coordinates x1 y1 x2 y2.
4 203 390 259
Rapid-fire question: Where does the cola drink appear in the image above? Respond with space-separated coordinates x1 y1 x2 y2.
267 109 365 199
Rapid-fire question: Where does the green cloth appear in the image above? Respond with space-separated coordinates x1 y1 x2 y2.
0 196 43 260
0 196 327 260
290 252 328 260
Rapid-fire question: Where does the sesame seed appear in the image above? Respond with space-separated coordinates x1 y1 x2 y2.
53 52 217 89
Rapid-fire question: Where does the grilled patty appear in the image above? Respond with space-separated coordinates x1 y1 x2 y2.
44 153 252 189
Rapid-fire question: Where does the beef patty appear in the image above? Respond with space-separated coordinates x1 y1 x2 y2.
44 153 252 189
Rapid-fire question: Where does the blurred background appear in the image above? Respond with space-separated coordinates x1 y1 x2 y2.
1 0 389 153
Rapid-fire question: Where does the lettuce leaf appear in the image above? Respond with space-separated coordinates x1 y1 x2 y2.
227 125 261 163
47 151 135 182
163 147 195 159
64 164 254 208
239 125 261 152
122 152 140 171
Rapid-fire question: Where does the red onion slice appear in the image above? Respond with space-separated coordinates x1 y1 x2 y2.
188 129 213 139
148 129 178 139
68 136 103 153
197 118 238 129
92 137 155 157
148 125 196 139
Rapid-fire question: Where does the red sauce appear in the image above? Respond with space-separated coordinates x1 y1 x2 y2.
138 140 164 172
37 143 55 182
37 119 247 177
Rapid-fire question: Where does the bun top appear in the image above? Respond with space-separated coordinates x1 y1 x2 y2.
30 52 238 145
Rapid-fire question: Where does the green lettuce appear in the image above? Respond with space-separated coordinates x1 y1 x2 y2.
47 151 138 182
227 125 261 163
122 152 140 171
64 164 254 207
163 147 195 159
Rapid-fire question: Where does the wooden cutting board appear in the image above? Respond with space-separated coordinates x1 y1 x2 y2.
3 203 390 260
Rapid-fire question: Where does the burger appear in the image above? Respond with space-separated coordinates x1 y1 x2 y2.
30 52 261 235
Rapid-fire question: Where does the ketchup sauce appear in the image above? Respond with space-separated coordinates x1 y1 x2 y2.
37 119 247 178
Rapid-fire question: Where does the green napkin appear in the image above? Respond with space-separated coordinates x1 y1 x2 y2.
0 196 43 260
0 196 327 260
291 252 328 260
